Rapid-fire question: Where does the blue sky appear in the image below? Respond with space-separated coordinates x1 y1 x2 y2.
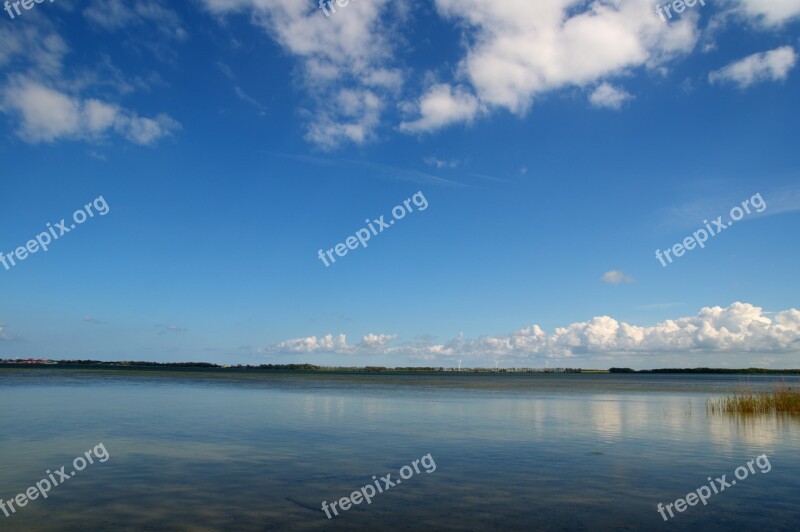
1 0 799 368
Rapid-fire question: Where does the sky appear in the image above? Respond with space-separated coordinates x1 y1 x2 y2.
0 0 799 369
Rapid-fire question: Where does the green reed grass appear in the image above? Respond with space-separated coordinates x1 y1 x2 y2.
707 385 800 415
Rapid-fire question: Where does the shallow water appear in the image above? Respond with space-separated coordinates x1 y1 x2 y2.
1 369 798 531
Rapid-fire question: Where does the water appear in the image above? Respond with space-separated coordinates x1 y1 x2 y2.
1 368 798 531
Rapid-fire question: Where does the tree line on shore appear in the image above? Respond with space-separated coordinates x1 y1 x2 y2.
1 360 798 373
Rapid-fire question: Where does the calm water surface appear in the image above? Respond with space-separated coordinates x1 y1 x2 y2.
1 369 798 531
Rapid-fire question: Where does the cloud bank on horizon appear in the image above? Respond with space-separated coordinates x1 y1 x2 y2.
267 303 800 366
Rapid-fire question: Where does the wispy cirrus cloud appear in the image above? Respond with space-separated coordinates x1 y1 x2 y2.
233 86 268 116
268 152 465 188
656 187 799 233
84 0 189 42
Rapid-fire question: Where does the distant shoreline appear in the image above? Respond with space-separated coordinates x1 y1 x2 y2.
1 361 799 375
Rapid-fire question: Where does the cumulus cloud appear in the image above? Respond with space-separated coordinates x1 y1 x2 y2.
401 0 699 132
400 84 481 133
266 303 800 364
590 82 633 109
0 323 8 341
602 270 635 284
268 333 398 355
1 78 180 145
201 0 403 149
198 0 798 146
725 0 800 26
709 46 798 88
0 18 179 147
305 88 383 149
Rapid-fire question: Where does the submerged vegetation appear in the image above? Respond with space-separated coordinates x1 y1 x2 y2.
707 385 800 415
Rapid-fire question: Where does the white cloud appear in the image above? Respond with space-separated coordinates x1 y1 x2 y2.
360 333 398 349
709 46 798 88
0 323 8 341
589 82 633 109
0 18 179 147
199 0 797 146
2 81 81 142
602 270 635 284
201 0 403 149
305 89 383 149
116 113 181 145
725 0 800 26
400 84 481 133
268 333 397 355
0 24 69 77
401 0 699 132
1 78 180 145
266 303 800 365
84 99 121 133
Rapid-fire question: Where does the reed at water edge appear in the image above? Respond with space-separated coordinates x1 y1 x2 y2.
707 385 800 415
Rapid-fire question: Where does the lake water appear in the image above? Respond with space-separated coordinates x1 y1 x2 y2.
1 368 798 531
